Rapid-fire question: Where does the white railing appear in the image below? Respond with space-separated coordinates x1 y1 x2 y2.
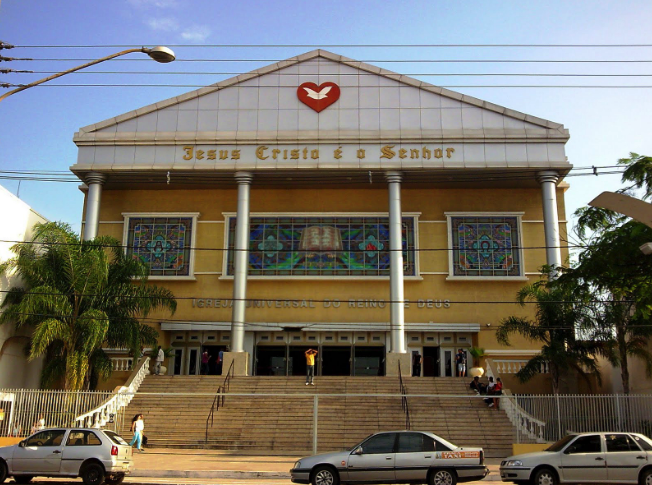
110 357 134 372
75 356 150 430
493 359 549 375
0 389 113 437
485 359 547 443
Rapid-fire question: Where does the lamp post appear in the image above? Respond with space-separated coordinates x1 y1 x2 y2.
0 46 175 102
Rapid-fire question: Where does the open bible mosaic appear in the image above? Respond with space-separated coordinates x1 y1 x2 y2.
227 216 416 276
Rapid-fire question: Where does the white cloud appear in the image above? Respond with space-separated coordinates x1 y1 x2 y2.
180 25 211 43
146 17 179 32
127 0 179 8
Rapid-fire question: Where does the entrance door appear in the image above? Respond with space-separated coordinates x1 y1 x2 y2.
353 346 385 376
201 345 226 375
440 348 454 377
422 347 440 377
171 348 184 375
187 347 200 375
255 346 286 376
288 346 309 376
321 346 351 376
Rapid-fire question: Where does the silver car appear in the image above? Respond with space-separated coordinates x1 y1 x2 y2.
500 432 652 485
0 428 133 485
291 430 488 485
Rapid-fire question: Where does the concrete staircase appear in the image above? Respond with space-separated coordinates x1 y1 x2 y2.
122 375 514 457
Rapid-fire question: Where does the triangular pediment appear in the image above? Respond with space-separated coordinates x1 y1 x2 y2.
75 49 567 143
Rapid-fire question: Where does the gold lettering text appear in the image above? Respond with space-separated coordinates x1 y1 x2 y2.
183 146 193 160
231 150 240 160
272 149 281 159
219 150 229 160
434 148 443 159
422 147 431 159
334 147 343 159
446 147 455 158
380 145 396 159
399 148 407 159
357 149 366 159
256 146 268 160
410 149 419 159
207 150 216 160
303 148 308 159
291 149 300 160
311 149 319 159
195 149 204 160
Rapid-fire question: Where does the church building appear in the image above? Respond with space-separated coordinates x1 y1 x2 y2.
70 50 570 380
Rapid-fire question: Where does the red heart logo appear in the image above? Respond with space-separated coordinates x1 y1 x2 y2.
297 82 340 113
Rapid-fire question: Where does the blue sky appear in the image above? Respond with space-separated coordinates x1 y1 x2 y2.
1 0 652 242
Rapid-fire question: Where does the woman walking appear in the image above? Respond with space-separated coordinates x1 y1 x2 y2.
129 414 145 452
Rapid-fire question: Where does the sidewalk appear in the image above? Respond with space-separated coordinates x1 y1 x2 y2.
129 449 503 481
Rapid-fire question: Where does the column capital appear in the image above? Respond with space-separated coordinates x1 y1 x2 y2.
537 170 559 185
385 171 403 184
85 172 107 185
234 171 253 184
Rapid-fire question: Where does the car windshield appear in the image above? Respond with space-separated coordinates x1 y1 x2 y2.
545 435 577 452
103 431 129 446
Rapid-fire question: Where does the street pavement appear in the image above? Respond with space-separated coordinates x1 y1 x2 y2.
20 448 506 485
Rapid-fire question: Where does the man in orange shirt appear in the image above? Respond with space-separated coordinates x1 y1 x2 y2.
305 348 318 386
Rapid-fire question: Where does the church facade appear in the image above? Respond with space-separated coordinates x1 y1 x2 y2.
70 50 570 380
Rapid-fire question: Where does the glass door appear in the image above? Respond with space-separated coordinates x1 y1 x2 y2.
440 348 454 377
187 347 200 375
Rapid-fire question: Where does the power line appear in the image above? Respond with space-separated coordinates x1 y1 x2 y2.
7 83 652 89
13 43 652 48
14 58 652 64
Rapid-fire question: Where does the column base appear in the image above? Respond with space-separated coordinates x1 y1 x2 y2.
385 353 411 377
222 352 249 376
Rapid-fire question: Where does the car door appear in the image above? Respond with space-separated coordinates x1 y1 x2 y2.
394 432 434 482
346 432 396 483
605 433 647 483
560 434 607 483
60 430 104 475
11 429 67 473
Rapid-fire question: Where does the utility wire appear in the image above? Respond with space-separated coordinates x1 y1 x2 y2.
14 43 652 48
6 83 652 89
14 58 652 64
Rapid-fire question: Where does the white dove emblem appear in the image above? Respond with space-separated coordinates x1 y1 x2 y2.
303 85 332 100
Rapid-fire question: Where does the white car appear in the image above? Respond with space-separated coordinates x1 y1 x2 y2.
291 430 488 485
500 432 652 485
0 428 133 485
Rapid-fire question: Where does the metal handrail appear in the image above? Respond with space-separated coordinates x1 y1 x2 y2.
397 361 411 430
205 360 235 443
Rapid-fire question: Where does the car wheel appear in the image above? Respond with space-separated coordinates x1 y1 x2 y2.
429 468 457 485
0 461 7 484
14 476 33 484
532 467 558 485
105 474 125 485
81 463 106 485
310 465 340 485
641 468 652 485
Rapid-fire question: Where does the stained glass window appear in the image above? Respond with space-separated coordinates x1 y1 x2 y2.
450 216 522 277
226 216 416 277
126 216 193 276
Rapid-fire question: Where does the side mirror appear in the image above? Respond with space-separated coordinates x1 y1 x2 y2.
353 447 363 455
564 445 576 454
18 441 25 448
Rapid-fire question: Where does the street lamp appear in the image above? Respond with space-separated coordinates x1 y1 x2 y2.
0 46 175 102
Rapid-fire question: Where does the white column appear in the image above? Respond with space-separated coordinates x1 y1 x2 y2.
82 172 106 241
230 172 253 353
537 170 563 275
386 171 406 353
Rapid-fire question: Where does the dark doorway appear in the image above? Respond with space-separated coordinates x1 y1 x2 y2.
353 346 385 376
321 346 351 376
255 346 286 376
423 346 440 377
288 346 309 376
201 345 227 375
172 348 183 375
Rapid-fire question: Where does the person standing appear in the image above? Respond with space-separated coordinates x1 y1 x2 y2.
305 348 318 386
129 414 145 452
412 351 422 377
200 350 211 375
456 348 466 377
155 346 165 375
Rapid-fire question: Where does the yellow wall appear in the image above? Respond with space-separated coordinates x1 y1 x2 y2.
95 184 568 389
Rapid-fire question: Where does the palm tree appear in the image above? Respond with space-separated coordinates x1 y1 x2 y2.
496 280 601 394
0 222 176 390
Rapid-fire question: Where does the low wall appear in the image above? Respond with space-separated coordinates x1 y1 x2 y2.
0 437 22 446
512 443 549 455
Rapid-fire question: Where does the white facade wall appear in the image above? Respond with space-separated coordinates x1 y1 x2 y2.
0 184 46 389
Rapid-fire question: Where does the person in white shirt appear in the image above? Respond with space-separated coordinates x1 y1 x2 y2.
129 414 145 452
155 346 165 375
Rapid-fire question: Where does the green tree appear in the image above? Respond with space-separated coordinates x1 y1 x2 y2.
0 222 177 390
562 154 652 393
496 279 601 394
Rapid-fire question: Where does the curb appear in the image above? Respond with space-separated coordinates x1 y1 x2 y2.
131 470 290 479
